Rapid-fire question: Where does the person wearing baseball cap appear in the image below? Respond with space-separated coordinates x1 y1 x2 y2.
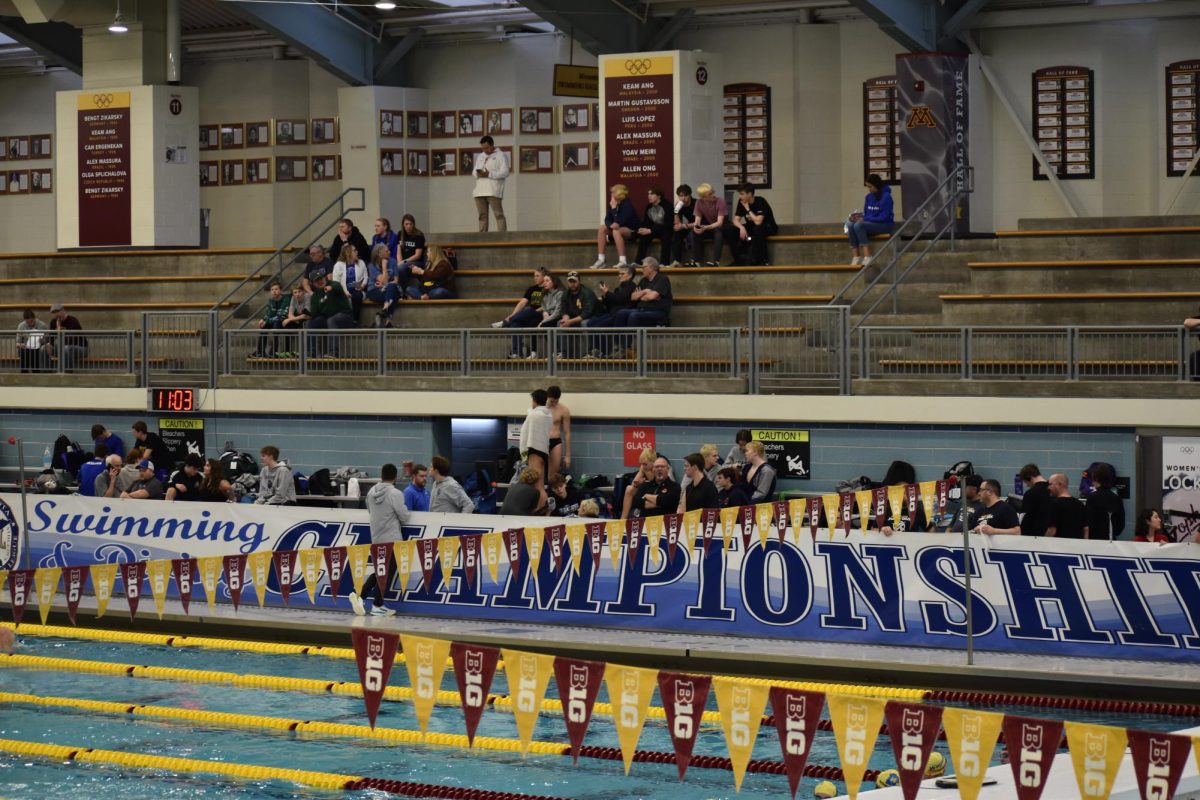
47 302 87 371
558 271 600 358
947 473 985 532
307 267 355 357
122 459 164 500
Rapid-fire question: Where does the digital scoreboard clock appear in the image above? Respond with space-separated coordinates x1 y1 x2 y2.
148 388 197 413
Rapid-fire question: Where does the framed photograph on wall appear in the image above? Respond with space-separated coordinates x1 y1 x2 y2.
431 111 456 138
431 148 458 175
220 159 244 186
0 136 6 161
457 149 476 175
312 117 338 144
406 111 428 138
275 119 307 145
275 156 307 182
220 123 244 149
30 134 52 159
246 122 270 147
561 104 589 132
519 107 553 134
591 102 600 131
199 161 219 186
380 148 404 176
407 149 428 175
519 145 554 173
6 169 30 194
30 168 51 193
6 136 29 159
486 108 513 136
591 141 600 166
457 110 484 137
561 142 592 171
313 155 339 181
246 158 270 184
199 125 220 151
380 109 402 138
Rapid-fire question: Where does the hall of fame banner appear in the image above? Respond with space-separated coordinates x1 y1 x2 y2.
4 493 1200 664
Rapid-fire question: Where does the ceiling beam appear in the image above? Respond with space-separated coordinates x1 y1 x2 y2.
374 26 423 84
12 0 65 25
0 15 80 73
519 0 645 55
644 9 694 50
843 0 940 52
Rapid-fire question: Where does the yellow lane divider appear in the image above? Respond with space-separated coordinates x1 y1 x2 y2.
1 622 927 702
0 736 356 791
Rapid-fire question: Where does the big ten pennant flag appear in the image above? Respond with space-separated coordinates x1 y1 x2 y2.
642 516 663 564
502 648 556 756
943 707 1005 800
460 534 480 589
394 539 414 590
822 494 839 539
323 545 348 599
737 505 755 551
773 500 789 543
63 564 90 625
34 566 61 626
369 542 392 591
884 701 944 800
805 497 822 539
714 678 770 791
90 563 117 618
401 634 452 736
935 479 950 525
658 671 712 780
755 502 773 547
873 486 889 529
626 516 644 566
0 569 6 595
839 492 855 535
352 627 399 729
246 550 272 608
121 560 146 620
546 523 565 571
438 536 459 588
554 656 606 762
770 688 826 800
604 664 659 774
1127 729 1191 800
145 560 171 620
905 483 919 527
1002 715 1064 800
719 506 739 551
677 511 697 558
855 490 873 533
919 481 936 530
663 512 682 560
587 521 605 571
222 553 247 611
298 548 323 605
1065 722 1127 800
828 694 887 799
788 499 806 543
606 520 624 569
271 550 295 605
504 528 525 576
347 544 371 597
524 527 546 574
481 531 503 585
197 554 223 610
8 568 32 626
888 484 906 528
416 538 437 590
451 642 500 746
566 523 586 575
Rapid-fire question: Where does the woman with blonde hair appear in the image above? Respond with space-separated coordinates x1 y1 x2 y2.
591 183 638 269
332 243 368 317
691 182 729 266
406 243 457 300
620 447 657 520
500 466 546 516
699 443 722 482
743 440 777 503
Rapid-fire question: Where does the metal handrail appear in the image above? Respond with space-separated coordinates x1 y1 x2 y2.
213 187 366 328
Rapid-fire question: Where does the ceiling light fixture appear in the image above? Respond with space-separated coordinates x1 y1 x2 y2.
375 1 397 9
109 1 129 33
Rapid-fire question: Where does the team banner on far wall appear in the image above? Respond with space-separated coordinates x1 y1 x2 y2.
77 91 132 247
7 492 1200 665
1162 436 1200 541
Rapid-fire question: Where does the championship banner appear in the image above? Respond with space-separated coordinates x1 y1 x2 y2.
223 553 247 611
714 678 770 791
605 664 658 774
1127 729 1191 800
601 54 675 208
502 649 555 756
34 566 60 625
9 569 32 626
324 545 347 599
828 694 886 799
1002 715 1063 800
197 554 222 610
146 560 170 619
347 544 371 597
271 550 295 605
352 627 399 729
658 671 711 779
943 707 1004 800
897 53 970 233
121 560 145 620
884 701 943 800
1065 722 1126 800
451 641 500 746
770 688 825 800
401 634 452 736
246 550 271 607
554 655 605 762
63 564 89 624
90 562 116 618
77 91 132 247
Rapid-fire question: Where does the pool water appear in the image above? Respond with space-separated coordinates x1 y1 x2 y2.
0 635 1194 799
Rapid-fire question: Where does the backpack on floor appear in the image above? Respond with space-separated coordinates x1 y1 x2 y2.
464 467 496 515
219 450 258 482
53 434 86 479
307 468 335 497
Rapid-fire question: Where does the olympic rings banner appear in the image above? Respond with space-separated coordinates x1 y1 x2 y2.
77 91 132 247
5 493 1200 664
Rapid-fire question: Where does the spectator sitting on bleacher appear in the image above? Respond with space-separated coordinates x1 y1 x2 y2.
254 445 295 506
617 257 672 328
48 303 86 372
407 245 457 300
366 245 401 328
848 174 894 266
731 183 777 266
493 267 547 329
500 467 545 516
254 281 289 357
95 454 123 498
165 454 204 502
15 309 49 373
197 459 234 502
307 269 355 357
117 447 143 493
394 215 426 296
591 183 638 269
678 453 719 513
131 421 165 465
429 455 475 514
537 273 564 329
371 217 399 261
690 183 729 267
715 467 749 508
121 460 164 500
78 444 107 497
90 424 124 459
333 244 368 318
585 265 635 358
742 440 777 502
302 244 333 294
404 463 430 512
700 444 722 482
630 456 681 519
559 271 599 329
548 472 582 516
327 218 371 276
670 184 697 267
282 285 310 351
632 186 671 266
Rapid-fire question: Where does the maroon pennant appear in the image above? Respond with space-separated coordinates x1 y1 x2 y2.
738 505 755 551
935 479 949 523
805 497 821 539
351 627 400 729
63 565 90 625
222 554 248 611
323 546 348 599
873 486 889 529
272 550 296 605
416 538 438 590
450 641 500 746
659 671 712 780
502 528 524 575
170 558 196 615
460 534 481 589
370 542 392 584
839 492 854 535
554 656 606 762
701 507 719 553
770 687 826 800
884 701 944 800
1001 715 1064 800
905 483 918 525
1128 729 1191 800
546 524 565 572
773 500 789 542
585 522 605 571
8 568 32 627
122 561 147 620
664 513 682 560
626 517 644 566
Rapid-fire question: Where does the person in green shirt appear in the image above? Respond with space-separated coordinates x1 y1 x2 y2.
254 281 291 357
308 269 355 357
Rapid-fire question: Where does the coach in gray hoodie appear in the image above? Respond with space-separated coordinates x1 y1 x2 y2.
350 463 412 617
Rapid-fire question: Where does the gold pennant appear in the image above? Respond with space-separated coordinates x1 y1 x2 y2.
644 516 663 565
755 502 773 548
822 494 840 539
501 648 556 756
943 707 1005 800
1065 722 1127 800
401 634 452 736
566 524 586 575
298 548 323 605
482 532 502 585
90 563 117 618
145 560 171 620
683 509 702 553
0 569 8 594
196 555 223 610
347 544 371 597
855 490 872 533
606 520 624 570
788 498 806 544
524 529 544 575
719 506 738 550
828 694 887 799
394 539 413 590
246 551 272 607
713 678 770 791
919 480 936 528
438 537 459 587
1194 735 1200 776
604 663 659 775
34 567 61 626
887 484 906 529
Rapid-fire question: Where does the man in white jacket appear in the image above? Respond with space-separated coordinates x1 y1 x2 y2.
472 135 509 232
350 462 411 616
519 388 553 491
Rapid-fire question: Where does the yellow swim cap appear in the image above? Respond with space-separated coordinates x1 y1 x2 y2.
925 751 947 777
814 779 838 798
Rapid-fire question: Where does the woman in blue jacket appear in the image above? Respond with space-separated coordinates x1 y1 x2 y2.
591 184 639 269
848 174 894 266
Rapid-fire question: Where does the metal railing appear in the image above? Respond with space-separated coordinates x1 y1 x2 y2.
5 330 136 375
831 166 973 331
748 305 851 394
142 312 217 387
212 187 366 329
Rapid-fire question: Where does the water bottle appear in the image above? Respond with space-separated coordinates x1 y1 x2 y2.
42 446 53 471
1013 473 1024 497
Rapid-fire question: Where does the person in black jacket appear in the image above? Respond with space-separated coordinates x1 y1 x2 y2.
715 467 749 508
1084 463 1125 540
327 218 371 273
1018 464 1053 537
584 263 635 357
632 186 672 265
730 184 778 266
678 453 719 512
630 456 681 519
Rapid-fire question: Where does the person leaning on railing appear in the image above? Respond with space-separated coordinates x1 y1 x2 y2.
847 174 894 267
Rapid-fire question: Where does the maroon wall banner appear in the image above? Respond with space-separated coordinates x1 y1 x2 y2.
602 55 675 205
77 91 132 247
